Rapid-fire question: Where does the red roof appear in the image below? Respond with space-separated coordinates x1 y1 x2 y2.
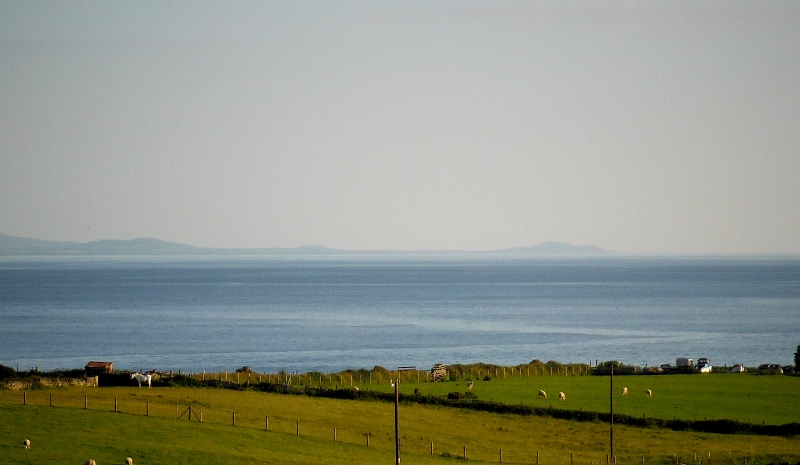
85 361 113 368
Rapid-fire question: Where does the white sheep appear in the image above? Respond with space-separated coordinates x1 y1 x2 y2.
83 460 97 465
558 391 566 400
621 387 628 395
538 390 547 399
646 389 652 396
23 438 30 449
126 457 134 465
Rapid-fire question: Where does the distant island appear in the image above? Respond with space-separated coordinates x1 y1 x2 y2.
0 232 617 257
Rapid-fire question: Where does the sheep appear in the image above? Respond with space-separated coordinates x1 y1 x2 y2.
558 391 566 400
538 390 547 399
23 438 30 449
621 387 628 395
646 389 652 396
467 380 474 389
83 460 97 465
126 457 134 465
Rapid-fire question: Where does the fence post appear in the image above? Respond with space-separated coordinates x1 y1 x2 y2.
500 449 503 463
366 433 370 447
537 450 540 465
572 452 574 465
430 442 433 455
146 401 149 416
266 416 269 431
115 398 117 412
232 411 235 426
50 393 52 406
23 391 26 405
464 446 467 459
334 427 337 441
85 395 87 410
296 421 300 435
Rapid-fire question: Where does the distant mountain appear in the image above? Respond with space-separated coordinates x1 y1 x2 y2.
0 232 200 256
495 242 617 256
0 232 615 256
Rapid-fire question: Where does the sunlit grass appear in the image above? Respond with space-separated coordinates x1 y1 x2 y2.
2 377 799 465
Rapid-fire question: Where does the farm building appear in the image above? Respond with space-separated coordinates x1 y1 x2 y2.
84 361 114 376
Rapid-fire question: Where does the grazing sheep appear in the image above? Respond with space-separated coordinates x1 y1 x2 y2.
621 387 628 395
125 457 134 465
646 389 652 396
23 439 30 449
558 391 566 400
538 390 547 399
83 460 96 465
467 380 474 389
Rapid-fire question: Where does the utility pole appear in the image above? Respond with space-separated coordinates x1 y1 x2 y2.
610 365 615 465
394 378 400 464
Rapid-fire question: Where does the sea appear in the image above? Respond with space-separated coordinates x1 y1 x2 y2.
1 255 798 374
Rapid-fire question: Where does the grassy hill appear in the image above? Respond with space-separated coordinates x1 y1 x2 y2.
2 372 799 465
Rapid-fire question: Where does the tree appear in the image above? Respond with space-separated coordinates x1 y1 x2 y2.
795 343 800 369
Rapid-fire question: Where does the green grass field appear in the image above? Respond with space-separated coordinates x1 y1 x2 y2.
383 372 800 426
2 372 799 465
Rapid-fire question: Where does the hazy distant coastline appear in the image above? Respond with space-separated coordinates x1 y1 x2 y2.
0 232 616 257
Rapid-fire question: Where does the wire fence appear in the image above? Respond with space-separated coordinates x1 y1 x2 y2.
9 390 797 465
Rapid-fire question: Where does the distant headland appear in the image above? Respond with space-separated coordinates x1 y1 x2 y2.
0 232 617 257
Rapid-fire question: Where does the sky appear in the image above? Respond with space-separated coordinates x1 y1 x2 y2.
1 1 798 255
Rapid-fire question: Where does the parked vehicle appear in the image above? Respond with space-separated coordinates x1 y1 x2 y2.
697 357 712 373
676 357 694 367
730 363 745 373
757 364 783 374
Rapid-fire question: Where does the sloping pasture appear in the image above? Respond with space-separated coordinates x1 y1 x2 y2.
379 373 800 426
2 384 800 465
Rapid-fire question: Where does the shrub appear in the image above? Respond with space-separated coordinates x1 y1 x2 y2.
0 364 16 379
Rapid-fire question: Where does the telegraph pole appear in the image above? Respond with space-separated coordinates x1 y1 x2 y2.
394 378 400 464
610 365 615 465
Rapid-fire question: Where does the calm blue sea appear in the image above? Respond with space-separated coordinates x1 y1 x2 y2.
1 255 798 374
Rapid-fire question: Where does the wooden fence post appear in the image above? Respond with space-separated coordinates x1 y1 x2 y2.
146 401 149 416
114 398 117 412
85 395 87 410
500 449 503 463
232 411 235 426
50 393 52 406
266 416 269 431
23 391 26 405
334 427 337 441
296 421 300 435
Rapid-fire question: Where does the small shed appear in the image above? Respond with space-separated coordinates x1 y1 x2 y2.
85 361 114 376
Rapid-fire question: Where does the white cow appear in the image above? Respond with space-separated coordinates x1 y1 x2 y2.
646 389 652 396
23 439 30 449
83 460 97 465
126 457 134 465
131 372 152 388
621 387 628 395
558 391 566 400
538 390 547 399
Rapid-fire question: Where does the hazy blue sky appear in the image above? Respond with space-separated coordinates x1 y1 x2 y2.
1 1 798 254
